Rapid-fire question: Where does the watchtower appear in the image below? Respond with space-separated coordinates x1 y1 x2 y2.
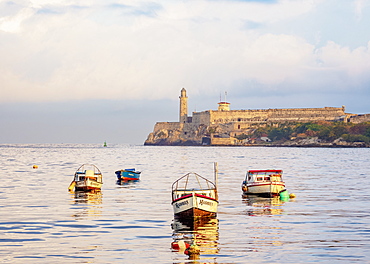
179 88 188 123
218 91 230 111
218 102 230 111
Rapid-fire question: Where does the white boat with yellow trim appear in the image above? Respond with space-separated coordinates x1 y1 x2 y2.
172 164 219 219
68 164 103 192
242 169 285 197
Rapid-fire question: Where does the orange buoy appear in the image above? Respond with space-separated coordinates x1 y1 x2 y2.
33 165 38 169
171 240 190 252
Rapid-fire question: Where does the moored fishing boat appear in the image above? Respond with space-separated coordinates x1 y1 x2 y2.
115 168 141 181
171 163 219 219
241 169 285 197
68 164 103 192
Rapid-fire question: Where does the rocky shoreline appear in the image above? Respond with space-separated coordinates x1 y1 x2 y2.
144 138 369 148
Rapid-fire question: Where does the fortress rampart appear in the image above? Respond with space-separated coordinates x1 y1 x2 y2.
201 107 346 125
153 122 182 133
349 114 370 124
192 111 211 126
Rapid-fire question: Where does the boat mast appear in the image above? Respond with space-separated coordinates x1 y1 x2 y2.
214 162 218 190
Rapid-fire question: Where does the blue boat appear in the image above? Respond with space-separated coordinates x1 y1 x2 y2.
115 168 141 181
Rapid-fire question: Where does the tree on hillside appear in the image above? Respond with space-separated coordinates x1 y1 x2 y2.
268 127 292 141
235 133 249 140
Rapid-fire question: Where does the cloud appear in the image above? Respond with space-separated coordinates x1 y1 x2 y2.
0 4 33 33
0 0 369 110
1 0 370 144
354 0 370 20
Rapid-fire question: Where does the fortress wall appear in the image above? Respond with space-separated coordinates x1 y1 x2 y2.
268 107 345 118
182 123 202 133
232 123 261 130
193 111 211 125
349 114 370 124
180 123 200 140
267 107 346 122
153 122 181 133
202 107 346 125
210 137 234 145
209 109 269 124
192 111 211 126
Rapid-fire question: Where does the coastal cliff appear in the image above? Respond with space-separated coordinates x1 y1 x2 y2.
145 123 206 146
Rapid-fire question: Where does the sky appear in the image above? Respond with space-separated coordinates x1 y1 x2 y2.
1 0 370 145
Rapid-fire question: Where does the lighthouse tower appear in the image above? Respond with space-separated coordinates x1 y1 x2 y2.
179 88 188 123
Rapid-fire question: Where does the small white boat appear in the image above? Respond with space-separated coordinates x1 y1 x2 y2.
172 163 219 219
241 169 285 197
69 164 103 192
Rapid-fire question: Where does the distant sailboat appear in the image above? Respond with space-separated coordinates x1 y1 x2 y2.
104 141 107 147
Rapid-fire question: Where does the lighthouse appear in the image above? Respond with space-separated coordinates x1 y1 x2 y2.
179 88 188 123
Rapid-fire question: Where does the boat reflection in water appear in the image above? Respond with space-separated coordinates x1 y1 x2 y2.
71 191 102 219
171 217 219 262
242 195 288 248
116 179 140 187
242 195 285 216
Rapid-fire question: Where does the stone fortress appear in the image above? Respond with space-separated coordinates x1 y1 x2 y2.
144 88 370 146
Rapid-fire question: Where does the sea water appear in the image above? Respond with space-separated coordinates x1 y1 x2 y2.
0 144 370 263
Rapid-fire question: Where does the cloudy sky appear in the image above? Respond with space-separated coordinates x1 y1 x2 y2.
1 0 370 144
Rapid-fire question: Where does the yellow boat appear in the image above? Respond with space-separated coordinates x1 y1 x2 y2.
69 164 103 192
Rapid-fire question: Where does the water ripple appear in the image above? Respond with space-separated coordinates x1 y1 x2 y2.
0 145 369 263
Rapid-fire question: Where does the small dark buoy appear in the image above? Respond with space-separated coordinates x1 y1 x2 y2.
185 242 200 260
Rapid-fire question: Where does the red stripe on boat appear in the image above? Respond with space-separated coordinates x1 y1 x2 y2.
248 183 285 187
172 193 218 203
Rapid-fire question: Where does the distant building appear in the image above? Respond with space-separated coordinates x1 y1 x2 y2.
144 88 366 146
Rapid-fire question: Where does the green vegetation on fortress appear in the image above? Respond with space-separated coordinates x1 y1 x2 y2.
236 121 370 146
145 89 370 147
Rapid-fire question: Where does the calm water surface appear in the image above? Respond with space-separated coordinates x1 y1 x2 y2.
1 144 370 263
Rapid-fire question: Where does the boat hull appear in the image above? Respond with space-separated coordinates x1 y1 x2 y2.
172 193 218 219
75 178 103 191
116 170 141 181
242 182 285 197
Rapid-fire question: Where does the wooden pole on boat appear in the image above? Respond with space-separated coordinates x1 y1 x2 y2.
214 162 218 190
